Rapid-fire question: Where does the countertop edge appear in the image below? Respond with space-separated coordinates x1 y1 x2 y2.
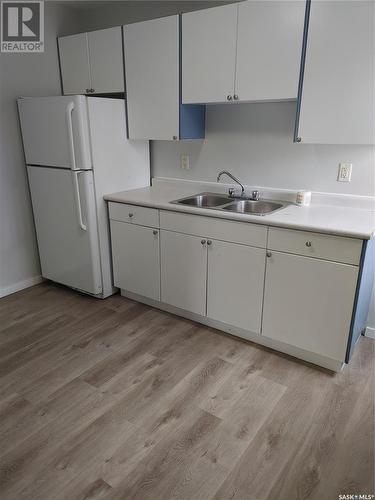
104 194 374 241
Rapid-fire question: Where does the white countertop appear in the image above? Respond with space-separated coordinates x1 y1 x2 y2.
104 180 375 240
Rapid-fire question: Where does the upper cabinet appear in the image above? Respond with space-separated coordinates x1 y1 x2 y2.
87 28 124 94
182 1 305 104
58 27 124 95
124 16 178 140
123 15 205 140
56 2 372 144
58 33 91 95
182 4 238 104
236 1 305 102
296 1 375 145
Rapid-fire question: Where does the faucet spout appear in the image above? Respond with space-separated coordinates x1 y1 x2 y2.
217 170 245 196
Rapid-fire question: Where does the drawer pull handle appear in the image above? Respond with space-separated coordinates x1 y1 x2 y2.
207 240 212 246
152 230 158 236
305 241 312 247
128 213 134 218
201 239 206 245
266 251 272 258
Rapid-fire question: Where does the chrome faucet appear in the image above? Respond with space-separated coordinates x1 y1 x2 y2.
251 190 260 201
217 170 245 197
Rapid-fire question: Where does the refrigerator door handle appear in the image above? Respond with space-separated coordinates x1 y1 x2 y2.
71 171 87 231
66 101 77 171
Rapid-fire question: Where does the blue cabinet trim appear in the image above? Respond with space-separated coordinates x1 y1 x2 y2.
294 0 311 142
346 238 375 362
180 104 206 140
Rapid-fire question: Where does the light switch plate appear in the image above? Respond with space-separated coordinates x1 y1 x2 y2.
180 154 190 170
338 163 352 182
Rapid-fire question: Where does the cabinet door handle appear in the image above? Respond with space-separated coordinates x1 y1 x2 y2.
152 230 158 236
266 251 272 258
305 241 312 247
86 88 90 94
227 95 232 101
233 95 239 100
128 213 134 218
201 239 206 245
207 240 212 246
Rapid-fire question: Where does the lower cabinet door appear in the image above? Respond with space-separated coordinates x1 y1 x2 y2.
160 230 207 315
207 239 266 333
110 220 160 300
262 251 359 361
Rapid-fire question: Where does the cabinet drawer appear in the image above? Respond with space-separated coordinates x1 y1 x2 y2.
268 227 362 265
109 202 159 228
160 211 267 248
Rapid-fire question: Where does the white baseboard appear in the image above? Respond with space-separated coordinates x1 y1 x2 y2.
0 275 43 299
365 326 375 339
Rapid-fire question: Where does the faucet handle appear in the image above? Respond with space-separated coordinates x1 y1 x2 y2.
228 188 235 198
251 190 260 201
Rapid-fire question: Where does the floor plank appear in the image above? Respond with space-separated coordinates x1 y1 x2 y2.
0 282 373 500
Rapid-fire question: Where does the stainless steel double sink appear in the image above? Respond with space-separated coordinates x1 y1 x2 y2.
170 192 288 216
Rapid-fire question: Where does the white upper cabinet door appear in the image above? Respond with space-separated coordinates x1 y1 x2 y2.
236 1 305 102
111 221 160 301
58 33 91 95
88 27 124 94
160 230 207 316
297 1 375 144
182 4 238 104
262 251 358 362
207 240 266 335
124 16 179 140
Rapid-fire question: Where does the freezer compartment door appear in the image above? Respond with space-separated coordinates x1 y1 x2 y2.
27 166 102 295
18 96 91 169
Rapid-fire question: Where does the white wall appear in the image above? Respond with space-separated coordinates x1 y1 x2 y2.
152 102 375 197
0 3 81 296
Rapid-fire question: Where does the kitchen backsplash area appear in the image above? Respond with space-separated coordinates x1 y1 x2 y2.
152 101 375 197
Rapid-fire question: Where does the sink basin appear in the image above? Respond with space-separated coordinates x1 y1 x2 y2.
223 199 285 215
171 192 288 216
171 192 232 208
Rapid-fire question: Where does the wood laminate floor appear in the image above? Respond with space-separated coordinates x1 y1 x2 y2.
0 283 373 500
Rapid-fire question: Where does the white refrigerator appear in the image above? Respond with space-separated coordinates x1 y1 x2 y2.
17 95 150 298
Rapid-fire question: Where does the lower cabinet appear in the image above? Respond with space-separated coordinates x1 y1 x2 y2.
108 203 366 370
160 230 207 315
110 220 160 300
207 239 265 333
262 251 359 361
160 230 266 331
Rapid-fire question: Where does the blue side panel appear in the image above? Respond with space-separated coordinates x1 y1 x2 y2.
180 104 206 140
346 238 375 362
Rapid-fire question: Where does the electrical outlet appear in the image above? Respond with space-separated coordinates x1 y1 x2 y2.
180 154 190 170
338 163 352 182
